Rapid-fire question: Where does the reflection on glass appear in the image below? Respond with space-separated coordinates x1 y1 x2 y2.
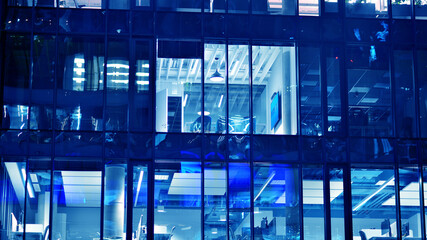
133 165 148 240
252 45 297 135
52 159 102 240
394 49 416 138
131 41 151 132
154 161 201 240
303 167 324 240
156 0 201 12
31 35 55 130
8 0 32 6
252 0 296 15
392 0 411 18
326 47 341 134
325 0 338 12
299 0 319 16
56 37 104 131
106 40 129 131
59 0 102 8
330 168 345 240
0 159 26 240
24 159 51 240
351 167 397 239
229 163 251 240
417 50 427 137
156 41 202 133
104 162 127 240
416 0 427 19
254 164 299 240
228 45 250 134
204 162 227 239
228 0 248 13
423 166 427 237
136 0 150 7
300 47 322 136
347 45 392 137
3 35 31 131
204 43 227 134
399 166 422 239
346 0 388 17
109 0 130 9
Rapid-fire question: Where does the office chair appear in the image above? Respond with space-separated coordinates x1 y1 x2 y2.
359 230 367 240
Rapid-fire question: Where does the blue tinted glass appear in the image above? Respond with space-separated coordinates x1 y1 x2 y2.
229 162 251 239
133 164 148 239
303 167 324 240
253 135 299 161
154 161 201 240
417 50 427 137
352 167 397 239
228 135 250 160
330 168 345 240
349 138 394 162
254 164 300 239
155 133 202 159
399 165 422 238
55 132 103 157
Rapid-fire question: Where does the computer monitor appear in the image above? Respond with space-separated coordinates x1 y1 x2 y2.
381 219 390 236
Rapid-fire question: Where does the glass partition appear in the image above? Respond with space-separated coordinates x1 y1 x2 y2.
56 36 105 131
417 49 427 138
330 168 345 240
299 0 319 15
156 41 202 133
52 158 102 240
253 163 300 240
252 0 296 15
204 162 227 239
351 167 397 239
204 43 227 134
399 165 422 239
154 161 201 240
229 162 251 239
325 47 342 134
103 160 127 240
132 164 148 240
303 166 324 240
59 0 103 8
347 45 392 137
228 44 250 134
252 45 297 135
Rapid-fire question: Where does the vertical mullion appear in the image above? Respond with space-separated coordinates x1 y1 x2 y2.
299 164 304 240
343 164 353 240
419 156 426 240
324 164 332 240
249 42 254 240
395 160 402 239
126 161 133 240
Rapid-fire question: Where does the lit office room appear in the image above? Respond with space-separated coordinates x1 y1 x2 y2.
155 42 297 135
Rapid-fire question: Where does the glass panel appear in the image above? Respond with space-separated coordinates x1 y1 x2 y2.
130 41 151 132
34 9 57 32
204 43 227 134
228 44 250 134
228 0 248 13
325 47 342 134
32 35 55 130
351 167 397 239
415 0 427 19
0 158 26 240
54 132 103 157
303 167 324 240
346 0 388 17
154 161 201 240
35 0 56 7
229 162 251 240
3 35 31 130
325 0 338 12
136 0 150 7
299 0 319 15
104 161 127 240
417 50 427 137
133 164 148 240
156 0 201 12
394 49 416 138
399 165 422 239
325 138 346 162
56 36 104 131
59 0 103 8
156 41 202 133
300 46 322 136
204 0 225 13
347 45 392 137
252 0 296 15
228 135 250 160
155 133 202 159
52 158 102 240
5 8 32 31
392 0 411 18
24 158 51 240
423 166 427 237
330 168 345 240
58 9 105 33
106 39 129 131
8 0 32 6
108 11 130 34
253 135 299 161
253 45 297 135
349 138 394 162
302 137 322 162
253 164 299 240
204 162 227 239
203 135 227 160
109 0 129 9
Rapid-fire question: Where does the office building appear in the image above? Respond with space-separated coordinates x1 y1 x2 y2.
0 0 427 239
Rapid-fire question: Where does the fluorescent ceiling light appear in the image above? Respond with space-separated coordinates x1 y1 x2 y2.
134 170 144 207
30 173 38 183
353 177 394 211
218 95 224 108
183 94 188 107
349 87 370 93
155 174 169 181
197 111 211 116
360 98 379 104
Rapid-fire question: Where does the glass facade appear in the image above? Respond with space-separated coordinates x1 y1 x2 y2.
1 0 427 240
